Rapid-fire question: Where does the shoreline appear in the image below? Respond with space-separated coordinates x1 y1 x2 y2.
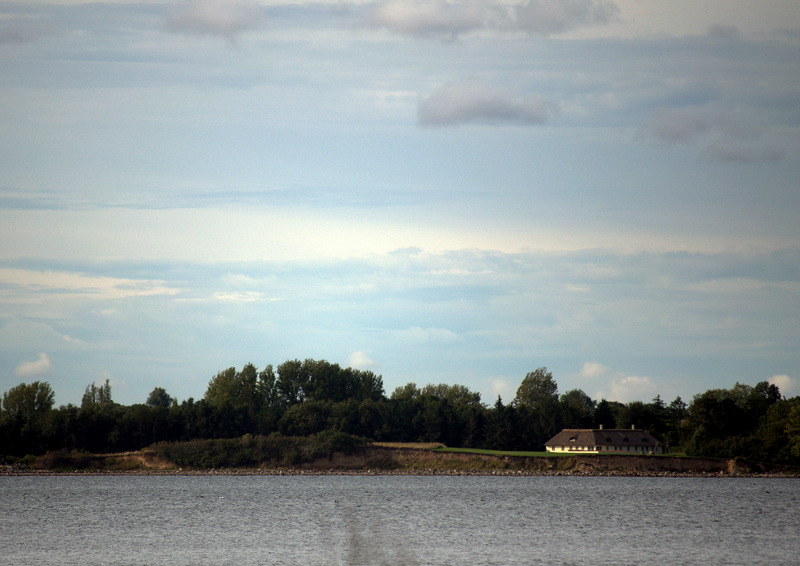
3 467 798 478
4 446 799 478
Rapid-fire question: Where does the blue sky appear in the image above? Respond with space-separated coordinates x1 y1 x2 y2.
1 0 799 407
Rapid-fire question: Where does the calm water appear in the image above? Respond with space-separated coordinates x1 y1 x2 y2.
1 475 798 565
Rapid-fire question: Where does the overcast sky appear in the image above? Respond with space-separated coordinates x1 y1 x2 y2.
2 0 799 408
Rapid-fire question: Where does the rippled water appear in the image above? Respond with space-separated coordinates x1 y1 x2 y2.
2 475 798 565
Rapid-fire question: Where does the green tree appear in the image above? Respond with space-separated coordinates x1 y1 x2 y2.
145 387 173 408
514 367 561 447
1 381 56 455
592 399 616 428
484 396 516 450
514 367 558 411
204 363 261 413
559 389 595 429
275 359 307 406
420 383 482 408
2 381 55 420
391 382 421 400
82 379 113 409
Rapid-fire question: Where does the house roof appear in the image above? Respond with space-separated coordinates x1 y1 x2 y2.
545 428 662 448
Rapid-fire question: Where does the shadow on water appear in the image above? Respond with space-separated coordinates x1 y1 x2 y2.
337 499 419 566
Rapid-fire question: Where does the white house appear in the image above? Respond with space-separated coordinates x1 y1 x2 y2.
544 425 663 454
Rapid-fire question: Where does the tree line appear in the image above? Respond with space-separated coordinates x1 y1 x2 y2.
2 360 799 465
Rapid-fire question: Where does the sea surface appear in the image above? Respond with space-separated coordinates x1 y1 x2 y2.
1 474 798 565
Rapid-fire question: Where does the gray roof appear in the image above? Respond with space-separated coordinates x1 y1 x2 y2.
545 428 662 448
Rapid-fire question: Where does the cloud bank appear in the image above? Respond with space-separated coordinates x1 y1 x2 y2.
364 0 619 39
14 353 52 378
638 107 785 163
165 0 266 43
418 78 557 126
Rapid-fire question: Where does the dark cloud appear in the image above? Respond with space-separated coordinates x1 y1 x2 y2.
637 107 785 162
705 24 742 40
512 0 619 36
418 78 558 126
637 108 712 144
0 18 47 45
165 0 266 44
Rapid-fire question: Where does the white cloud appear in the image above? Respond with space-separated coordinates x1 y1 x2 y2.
394 326 460 342
165 0 266 43
363 0 619 39
486 376 513 403
418 78 557 127
14 353 52 378
347 350 379 371
578 361 608 379
213 291 268 302
768 374 797 398
605 374 657 403
363 0 486 39
0 268 181 301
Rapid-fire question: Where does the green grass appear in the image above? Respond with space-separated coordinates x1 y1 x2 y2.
434 447 558 458
436 447 687 458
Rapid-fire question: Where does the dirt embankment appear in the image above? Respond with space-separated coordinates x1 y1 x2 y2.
304 447 796 477
3 446 797 476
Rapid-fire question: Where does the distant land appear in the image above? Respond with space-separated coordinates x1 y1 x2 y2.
3 441 798 477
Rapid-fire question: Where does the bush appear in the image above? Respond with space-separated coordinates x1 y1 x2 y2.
148 431 366 469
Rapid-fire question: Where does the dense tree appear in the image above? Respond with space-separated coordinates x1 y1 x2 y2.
391 382 421 400
559 389 595 429
82 379 113 408
514 367 558 411
484 396 516 450
420 383 482 408
275 359 307 407
514 368 561 448
2 381 55 420
0 381 56 455
204 364 260 413
2 360 797 466
593 399 624 429
145 387 173 408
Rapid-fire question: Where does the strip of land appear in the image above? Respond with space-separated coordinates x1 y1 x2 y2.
2 443 798 477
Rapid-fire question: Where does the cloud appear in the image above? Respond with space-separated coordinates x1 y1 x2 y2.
363 0 618 40
165 0 266 43
638 107 785 163
705 24 742 40
394 326 460 342
0 268 180 301
768 374 796 398
418 78 557 127
512 0 619 36
212 291 267 302
592 368 659 403
637 108 712 145
487 376 513 403
363 0 486 40
347 350 380 371
0 19 47 45
14 353 52 378
578 361 608 379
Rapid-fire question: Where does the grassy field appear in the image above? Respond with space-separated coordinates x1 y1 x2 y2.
434 446 556 458
372 442 445 450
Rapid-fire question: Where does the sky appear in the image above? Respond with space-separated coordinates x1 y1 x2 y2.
1 0 799 408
